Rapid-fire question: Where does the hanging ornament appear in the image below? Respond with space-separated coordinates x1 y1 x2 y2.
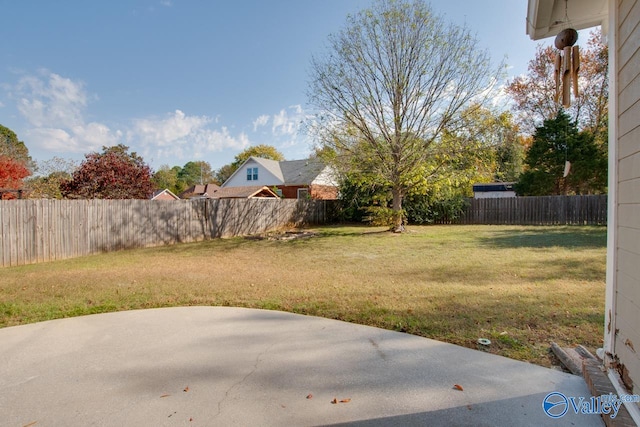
552 2 580 108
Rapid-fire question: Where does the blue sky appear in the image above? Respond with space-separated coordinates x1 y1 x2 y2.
0 0 545 172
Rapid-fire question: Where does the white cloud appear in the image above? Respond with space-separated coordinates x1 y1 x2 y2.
252 105 307 138
160 0 172 6
13 70 120 153
24 124 121 153
272 107 300 137
5 69 284 166
129 110 211 146
128 110 249 162
16 72 88 128
252 114 269 131
191 128 250 158
249 105 315 155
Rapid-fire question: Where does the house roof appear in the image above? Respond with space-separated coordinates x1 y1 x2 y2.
472 182 515 192
251 157 285 182
221 156 334 187
179 183 221 199
151 189 180 200
280 159 327 186
526 0 607 40
207 185 279 199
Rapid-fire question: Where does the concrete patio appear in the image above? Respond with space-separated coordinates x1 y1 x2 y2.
0 307 605 426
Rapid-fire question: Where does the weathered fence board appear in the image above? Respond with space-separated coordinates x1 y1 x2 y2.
1 195 606 267
0 199 337 267
453 195 607 225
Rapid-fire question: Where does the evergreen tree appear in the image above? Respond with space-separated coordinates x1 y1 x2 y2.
515 111 606 195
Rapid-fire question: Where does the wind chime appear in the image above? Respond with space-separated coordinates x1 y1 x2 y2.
553 0 580 109
552 0 579 178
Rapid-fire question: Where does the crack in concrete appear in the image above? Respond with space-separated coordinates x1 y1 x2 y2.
214 341 278 418
369 337 389 361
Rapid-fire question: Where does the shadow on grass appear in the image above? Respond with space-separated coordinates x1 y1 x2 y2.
313 224 391 238
479 227 606 249
134 225 387 254
290 293 604 366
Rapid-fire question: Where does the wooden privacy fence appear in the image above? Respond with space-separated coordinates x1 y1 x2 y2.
0 198 338 267
452 195 608 225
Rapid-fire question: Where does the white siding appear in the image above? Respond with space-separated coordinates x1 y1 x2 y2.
473 191 517 199
222 159 283 188
310 166 338 187
613 0 640 396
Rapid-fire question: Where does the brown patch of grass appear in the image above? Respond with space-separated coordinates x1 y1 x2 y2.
0 225 606 367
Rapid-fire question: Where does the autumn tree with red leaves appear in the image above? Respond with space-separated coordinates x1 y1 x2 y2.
505 30 608 138
0 124 32 199
0 155 31 199
61 144 155 199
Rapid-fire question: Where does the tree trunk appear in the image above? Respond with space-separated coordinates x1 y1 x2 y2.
391 187 404 233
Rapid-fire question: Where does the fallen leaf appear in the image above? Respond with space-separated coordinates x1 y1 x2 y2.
331 398 338 404
183 386 189 392
625 339 636 353
340 398 351 403
23 422 37 427
453 384 464 391
306 394 313 399
160 394 170 398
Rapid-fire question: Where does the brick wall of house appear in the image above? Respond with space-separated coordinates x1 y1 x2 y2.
277 185 305 199
275 185 338 200
310 185 338 200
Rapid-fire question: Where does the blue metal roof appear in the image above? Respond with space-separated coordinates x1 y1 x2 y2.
472 183 515 192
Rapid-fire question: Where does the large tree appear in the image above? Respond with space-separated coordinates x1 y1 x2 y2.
505 30 608 137
454 106 526 183
26 157 78 199
177 161 215 188
0 125 32 198
152 164 180 194
61 144 155 199
0 124 32 166
308 0 502 231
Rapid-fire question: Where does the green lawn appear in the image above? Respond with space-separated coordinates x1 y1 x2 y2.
0 225 606 367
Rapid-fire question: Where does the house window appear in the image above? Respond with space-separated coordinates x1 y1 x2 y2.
247 167 258 181
297 188 309 199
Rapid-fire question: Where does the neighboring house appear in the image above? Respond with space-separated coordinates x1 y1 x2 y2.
206 185 279 199
179 183 221 199
151 189 180 201
472 182 516 199
528 0 640 418
222 157 338 200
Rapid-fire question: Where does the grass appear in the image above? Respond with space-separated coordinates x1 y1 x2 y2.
0 225 606 367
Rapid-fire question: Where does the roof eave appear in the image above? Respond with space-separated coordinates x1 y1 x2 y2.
526 0 608 41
